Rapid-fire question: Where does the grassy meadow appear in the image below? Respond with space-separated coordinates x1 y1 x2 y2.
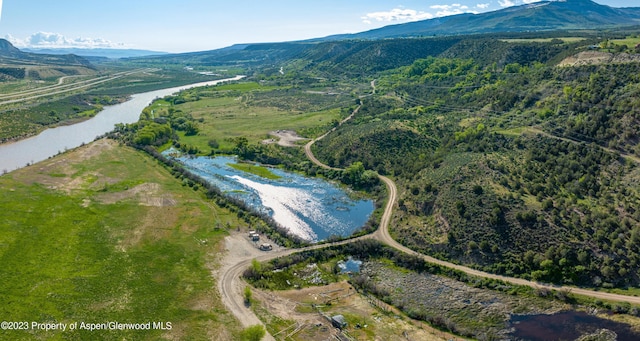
146 81 352 154
0 140 243 340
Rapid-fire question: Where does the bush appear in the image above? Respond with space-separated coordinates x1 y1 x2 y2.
240 325 265 341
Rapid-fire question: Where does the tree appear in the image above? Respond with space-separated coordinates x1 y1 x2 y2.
244 286 252 305
343 162 365 186
184 121 199 136
241 325 265 341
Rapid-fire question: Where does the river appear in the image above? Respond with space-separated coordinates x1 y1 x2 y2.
0 75 245 173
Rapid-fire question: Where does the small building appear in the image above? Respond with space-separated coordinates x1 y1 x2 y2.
331 315 347 329
259 243 273 251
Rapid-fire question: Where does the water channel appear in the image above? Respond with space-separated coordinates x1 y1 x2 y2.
0 75 244 172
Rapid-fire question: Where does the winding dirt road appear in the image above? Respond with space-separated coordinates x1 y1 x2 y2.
218 86 640 340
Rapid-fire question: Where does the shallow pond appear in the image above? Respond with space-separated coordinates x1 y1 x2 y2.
510 310 640 340
171 155 374 242
338 257 363 274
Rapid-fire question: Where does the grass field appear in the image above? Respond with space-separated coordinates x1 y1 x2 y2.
612 36 640 49
170 91 344 153
500 37 586 44
0 140 244 340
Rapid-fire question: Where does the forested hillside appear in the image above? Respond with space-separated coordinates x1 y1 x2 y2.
310 35 640 288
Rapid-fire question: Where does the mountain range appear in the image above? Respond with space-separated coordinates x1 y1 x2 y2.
128 0 640 68
1 0 639 67
21 48 168 59
0 39 93 68
320 0 640 41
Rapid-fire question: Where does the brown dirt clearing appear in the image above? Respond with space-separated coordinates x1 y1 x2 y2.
262 130 308 147
559 51 640 67
254 281 451 341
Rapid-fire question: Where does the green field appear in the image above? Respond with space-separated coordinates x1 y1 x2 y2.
0 140 243 340
612 36 640 49
500 37 586 44
147 82 351 154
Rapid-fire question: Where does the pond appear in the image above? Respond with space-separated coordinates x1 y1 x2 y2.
338 257 363 274
170 154 374 242
510 310 640 340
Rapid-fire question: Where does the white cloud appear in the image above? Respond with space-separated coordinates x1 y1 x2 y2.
361 8 434 24
430 4 475 17
5 32 124 49
523 0 543 3
499 0 515 6
476 3 490 9
362 4 479 25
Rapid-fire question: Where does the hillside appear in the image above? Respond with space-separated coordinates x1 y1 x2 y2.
308 41 640 289
126 1 640 74
120 29 640 290
0 39 95 80
322 0 640 40
0 39 93 68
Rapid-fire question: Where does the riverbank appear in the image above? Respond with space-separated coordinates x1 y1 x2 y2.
0 95 129 145
0 75 245 173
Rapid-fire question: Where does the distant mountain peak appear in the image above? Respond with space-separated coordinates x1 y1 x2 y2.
319 0 640 41
0 39 21 52
0 39 94 69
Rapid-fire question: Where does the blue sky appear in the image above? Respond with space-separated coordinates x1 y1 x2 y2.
0 0 634 53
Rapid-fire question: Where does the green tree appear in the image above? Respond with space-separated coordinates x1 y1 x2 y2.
184 121 199 136
343 162 365 186
244 286 252 305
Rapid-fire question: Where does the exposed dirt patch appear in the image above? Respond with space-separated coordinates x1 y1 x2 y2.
262 130 308 147
559 51 640 67
116 205 180 251
77 138 115 159
254 281 450 341
19 139 120 193
217 231 285 270
95 182 177 207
